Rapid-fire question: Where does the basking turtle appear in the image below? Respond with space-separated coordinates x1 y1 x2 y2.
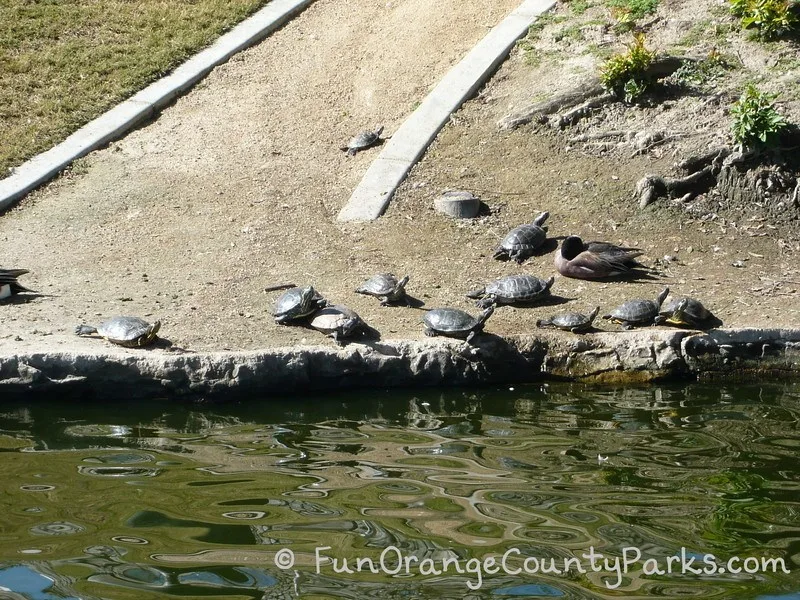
493 212 549 263
356 273 410 306
537 307 600 333
341 125 384 156
655 296 716 328
603 286 669 330
467 275 554 308
422 306 494 344
309 305 364 345
0 268 33 300
273 286 327 324
75 316 160 348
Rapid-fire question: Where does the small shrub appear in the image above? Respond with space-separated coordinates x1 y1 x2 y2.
671 50 731 87
730 84 789 148
729 0 798 40
569 0 592 15
599 33 656 102
606 0 659 19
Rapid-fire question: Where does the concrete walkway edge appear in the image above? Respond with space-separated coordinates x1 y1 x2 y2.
0 0 315 213
337 0 556 222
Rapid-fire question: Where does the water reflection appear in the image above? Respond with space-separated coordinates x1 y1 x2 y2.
0 383 798 598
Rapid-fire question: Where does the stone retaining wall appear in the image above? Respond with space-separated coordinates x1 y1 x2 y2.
1 329 799 399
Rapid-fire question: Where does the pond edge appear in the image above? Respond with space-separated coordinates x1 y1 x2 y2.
2 328 799 399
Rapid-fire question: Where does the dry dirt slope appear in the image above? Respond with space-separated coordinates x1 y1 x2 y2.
0 0 524 353
2 0 800 357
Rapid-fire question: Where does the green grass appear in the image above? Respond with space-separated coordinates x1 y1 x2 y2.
0 0 271 177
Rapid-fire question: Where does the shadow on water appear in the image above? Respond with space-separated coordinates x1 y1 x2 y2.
1 382 800 598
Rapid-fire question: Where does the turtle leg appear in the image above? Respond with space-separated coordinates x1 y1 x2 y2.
476 296 496 309
424 327 436 337
465 331 476 345
74 325 98 336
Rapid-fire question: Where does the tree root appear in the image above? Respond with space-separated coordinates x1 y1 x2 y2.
498 56 693 130
637 143 799 209
635 166 715 208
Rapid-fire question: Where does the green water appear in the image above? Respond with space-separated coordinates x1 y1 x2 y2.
1 383 799 599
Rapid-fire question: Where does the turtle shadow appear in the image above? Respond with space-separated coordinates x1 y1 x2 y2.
306 322 383 347
572 270 665 283
657 315 724 330
401 295 426 309
151 337 194 353
473 294 574 310
2 292 52 304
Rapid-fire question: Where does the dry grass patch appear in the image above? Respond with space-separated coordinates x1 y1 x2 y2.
0 0 270 177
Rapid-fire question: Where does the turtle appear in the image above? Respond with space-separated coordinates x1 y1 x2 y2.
655 296 716 328
603 286 670 330
422 306 494 344
75 316 161 348
356 273 410 306
493 211 550 263
341 125 384 156
273 286 327 324
537 307 601 333
0 268 33 300
309 304 365 345
467 275 554 309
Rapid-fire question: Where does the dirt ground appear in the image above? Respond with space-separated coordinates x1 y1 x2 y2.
2 0 800 354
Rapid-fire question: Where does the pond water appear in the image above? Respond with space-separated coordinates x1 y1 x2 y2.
1 382 799 599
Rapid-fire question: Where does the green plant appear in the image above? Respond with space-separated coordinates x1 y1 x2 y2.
570 0 592 15
671 50 731 87
606 0 659 19
729 0 798 40
599 33 656 102
730 84 789 148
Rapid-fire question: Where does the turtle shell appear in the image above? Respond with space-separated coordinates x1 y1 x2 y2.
604 287 669 327
606 299 660 325
356 273 409 303
344 126 384 154
478 275 554 307
494 212 549 263
538 307 600 332
309 305 363 342
97 317 160 347
423 306 494 341
423 308 478 335
273 286 326 323
659 297 712 326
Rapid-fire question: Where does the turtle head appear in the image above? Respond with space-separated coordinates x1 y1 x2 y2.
465 286 486 299
560 236 585 260
140 320 161 346
587 306 601 323
544 276 555 290
478 305 495 326
655 286 670 308
75 324 98 336
532 211 550 227
299 285 316 307
374 125 385 136
397 275 410 291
